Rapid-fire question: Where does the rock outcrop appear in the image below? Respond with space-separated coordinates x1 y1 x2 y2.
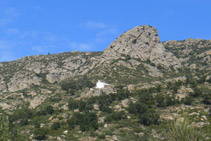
0 25 210 111
104 25 181 68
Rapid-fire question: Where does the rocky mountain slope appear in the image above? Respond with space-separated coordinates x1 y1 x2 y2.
1 25 209 93
0 25 210 140
0 25 210 108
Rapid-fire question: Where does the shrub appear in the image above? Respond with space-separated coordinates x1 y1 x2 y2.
182 96 193 105
67 112 98 131
34 122 40 128
51 122 61 130
9 108 35 123
138 108 159 126
20 119 28 126
105 111 126 122
98 134 106 139
61 77 95 94
156 94 166 107
202 94 211 105
36 105 54 116
163 113 207 141
128 102 159 126
58 116 64 120
132 39 137 44
191 88 202 97
46 105 54 114
0 113 10 139
33 128 48 140
68 98 79 110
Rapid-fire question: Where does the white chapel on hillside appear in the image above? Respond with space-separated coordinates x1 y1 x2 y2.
96 80 109 89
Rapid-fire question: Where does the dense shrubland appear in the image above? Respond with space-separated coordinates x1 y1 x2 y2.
0 75 210 140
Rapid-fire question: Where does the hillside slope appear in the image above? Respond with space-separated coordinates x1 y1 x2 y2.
0 25 210 140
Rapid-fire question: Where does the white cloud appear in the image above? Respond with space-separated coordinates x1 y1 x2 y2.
0 40 16 62
200 35 211 40
0 40 12 49
0 17 12 26
32 45 47 53
81 21 107 29
97 28 118 37
93 38 105 43
3 7 18 16
0 7 19 26
161 9 174 17
79 21 119 50
0 51 15 62
69 42 94 51
4 28 19 35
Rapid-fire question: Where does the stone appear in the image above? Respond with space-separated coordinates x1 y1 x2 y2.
64 130 68 134
0 103 11 110
57 137 62 141
121 99 129 107
104 124 108 128
30 96 46 109
104 25 181 68
201 115 207 121
112 135 118 141
93 104 99 110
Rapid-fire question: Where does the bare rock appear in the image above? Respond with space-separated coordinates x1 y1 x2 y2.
112 135 118 141
0 102 11 110
30 96 47 109
104 25 181 68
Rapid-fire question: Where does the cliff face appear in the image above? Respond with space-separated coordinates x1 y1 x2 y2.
104 25 181 68
104 25 164 59
0 25 210 110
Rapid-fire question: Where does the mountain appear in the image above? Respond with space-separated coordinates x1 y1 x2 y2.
0 25 210 140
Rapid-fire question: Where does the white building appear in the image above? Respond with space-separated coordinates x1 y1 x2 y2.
96 80 109 89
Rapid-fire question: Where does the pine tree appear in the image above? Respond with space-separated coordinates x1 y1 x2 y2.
0 113 10 140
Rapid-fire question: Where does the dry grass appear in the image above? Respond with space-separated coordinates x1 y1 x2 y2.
163 112 208 141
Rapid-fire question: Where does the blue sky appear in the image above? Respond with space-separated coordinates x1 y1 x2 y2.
0 0 210 62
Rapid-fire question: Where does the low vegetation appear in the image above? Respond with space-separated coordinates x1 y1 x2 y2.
0 75 209 140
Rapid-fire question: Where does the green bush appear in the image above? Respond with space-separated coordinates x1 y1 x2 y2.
0 113 10 139
98 134 106 139
202 94 211 105
34 122 40 128
61 77 95 94
33 128 48 140
163 113 207 141
36 105 54 116
105 111 126 122
51 122 61 130
9 108 35 123
58 116 64 120
138 109 159 126
67 112 98 131
191 88 202 97
46 105 54 114
182 96 193 105
128 102 159 126
68 98 79 110
156 94 166 107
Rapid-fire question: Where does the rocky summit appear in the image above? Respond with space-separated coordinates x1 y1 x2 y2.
0 25 210 140
0 25 209 93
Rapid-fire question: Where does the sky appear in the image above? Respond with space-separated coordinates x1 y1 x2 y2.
0 0 210 62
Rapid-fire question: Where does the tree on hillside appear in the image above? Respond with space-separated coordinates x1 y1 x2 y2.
0 113 10 139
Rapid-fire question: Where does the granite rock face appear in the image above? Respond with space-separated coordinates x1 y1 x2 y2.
104 25 164 60
104 25 181 68
0 25 209 95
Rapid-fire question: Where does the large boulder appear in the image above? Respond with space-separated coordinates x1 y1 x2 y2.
104 25 181 68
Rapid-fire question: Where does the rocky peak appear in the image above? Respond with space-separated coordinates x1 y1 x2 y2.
104 25 165 61
103 25 180 68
